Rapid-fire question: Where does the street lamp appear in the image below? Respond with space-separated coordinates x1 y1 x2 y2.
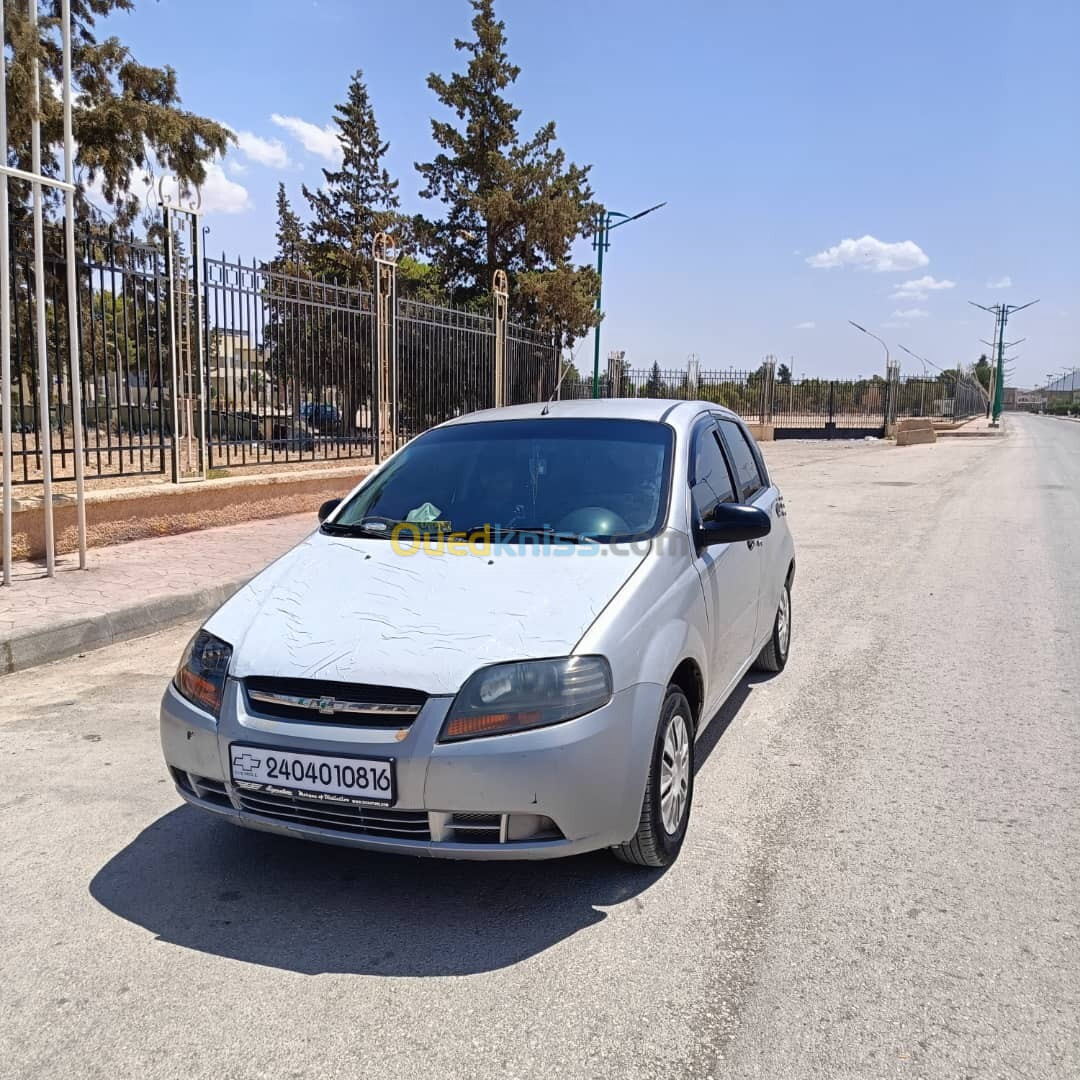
971 299 1038 424
591 202 666 397
848 321 891 372
897 343 929 375
898 344 932 416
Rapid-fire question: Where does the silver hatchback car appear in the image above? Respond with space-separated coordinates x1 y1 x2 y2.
161 399 795 867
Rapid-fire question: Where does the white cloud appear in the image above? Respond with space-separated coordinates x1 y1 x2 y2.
795 321 816 329
987 275 1012 289
84 157 252 216
227 159 248 176
271 113 342 164
890 307 930 321
198 162 253 213
233 130 291 169
807 234 929 272
891 274 955 300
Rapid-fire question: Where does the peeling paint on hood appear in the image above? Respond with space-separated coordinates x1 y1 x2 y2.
205 531 648 695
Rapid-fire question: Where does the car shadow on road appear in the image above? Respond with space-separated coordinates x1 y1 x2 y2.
89 673 763 978
89 806 664 977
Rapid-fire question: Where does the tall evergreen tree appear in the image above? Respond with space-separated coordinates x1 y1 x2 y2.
645 361 665 397
303 69 400 290
273 182 305 268
3 0 231 228
416 0 601 343
263 183 312 414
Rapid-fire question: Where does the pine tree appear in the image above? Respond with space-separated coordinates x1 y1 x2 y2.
416 0 601 343
3 0 231 229
645 362 665 398
264 184 310 407
273 183 305 269
303 70 400 290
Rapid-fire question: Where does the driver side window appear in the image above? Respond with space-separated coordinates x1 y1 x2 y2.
690 423 737 524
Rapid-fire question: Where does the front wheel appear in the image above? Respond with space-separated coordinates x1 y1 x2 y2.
753 580 791 673
612 687 695 868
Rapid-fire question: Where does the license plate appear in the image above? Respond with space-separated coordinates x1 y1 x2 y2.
229 744 395 806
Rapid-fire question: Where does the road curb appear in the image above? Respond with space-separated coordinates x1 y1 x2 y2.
0 577 250 676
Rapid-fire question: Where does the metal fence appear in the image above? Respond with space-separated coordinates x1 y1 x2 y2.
891 374 986 422
506 321 560 405
771 376 890 438
5 226 171 483
1 223 563 485
396 300 495 441
555 363 988 438
204 256 376 470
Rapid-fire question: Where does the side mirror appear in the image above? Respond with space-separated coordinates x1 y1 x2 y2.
697 503 771 545
318 498 342 523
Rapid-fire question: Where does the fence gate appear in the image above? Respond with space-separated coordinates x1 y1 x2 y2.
772 377 888 439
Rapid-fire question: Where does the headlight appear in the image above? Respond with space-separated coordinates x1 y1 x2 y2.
439 656 612 742
174 630 233 718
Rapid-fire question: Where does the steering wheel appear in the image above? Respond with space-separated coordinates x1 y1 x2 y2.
555 506 632 537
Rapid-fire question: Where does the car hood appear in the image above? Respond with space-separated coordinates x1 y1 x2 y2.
205 530 649 695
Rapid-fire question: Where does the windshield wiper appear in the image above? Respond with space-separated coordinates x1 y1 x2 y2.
480 525 583 544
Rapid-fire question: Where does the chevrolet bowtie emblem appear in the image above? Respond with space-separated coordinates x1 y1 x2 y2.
232 751 262 778
318 696 336 715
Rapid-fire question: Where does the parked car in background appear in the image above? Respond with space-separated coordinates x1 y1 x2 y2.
300 402 344 434
268 418 316 454
161 399 795 867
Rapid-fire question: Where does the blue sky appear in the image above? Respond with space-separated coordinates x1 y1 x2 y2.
101 0 1079 386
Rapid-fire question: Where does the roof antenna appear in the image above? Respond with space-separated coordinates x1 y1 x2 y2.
542 344 579 415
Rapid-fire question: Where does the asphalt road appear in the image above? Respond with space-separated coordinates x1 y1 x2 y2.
2 414 1077 1080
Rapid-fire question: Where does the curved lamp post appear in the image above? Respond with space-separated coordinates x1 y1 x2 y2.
848 320 890 371
591 202 666 397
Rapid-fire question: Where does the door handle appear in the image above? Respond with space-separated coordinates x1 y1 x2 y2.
746 539 759 550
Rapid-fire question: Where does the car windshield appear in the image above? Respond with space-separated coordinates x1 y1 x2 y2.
328 418 674 543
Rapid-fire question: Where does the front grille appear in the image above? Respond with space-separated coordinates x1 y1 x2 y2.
175 769 233 810
234 787 431 841
243 676 426 728
449 812 503 843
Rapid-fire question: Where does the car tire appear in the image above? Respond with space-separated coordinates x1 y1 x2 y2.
753 580 791 673
612 686 695 868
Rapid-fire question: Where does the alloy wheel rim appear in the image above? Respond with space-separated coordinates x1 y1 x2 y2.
778 587 791 656
659 713 691 835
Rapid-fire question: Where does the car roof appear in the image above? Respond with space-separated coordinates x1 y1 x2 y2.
438 397 740 431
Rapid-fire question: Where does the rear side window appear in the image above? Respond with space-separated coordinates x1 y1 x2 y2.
690 424 736 523
717 419 766 501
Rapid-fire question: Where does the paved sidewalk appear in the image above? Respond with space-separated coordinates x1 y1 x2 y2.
0 514 315 675
937 414 1005 436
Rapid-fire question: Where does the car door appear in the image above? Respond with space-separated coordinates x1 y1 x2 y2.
688 417 762 702
715 417 782 647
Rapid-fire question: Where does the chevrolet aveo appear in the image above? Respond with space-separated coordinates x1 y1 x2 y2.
161 399 795 867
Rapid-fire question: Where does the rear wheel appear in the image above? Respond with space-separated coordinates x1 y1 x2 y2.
612 687 695 868
754 580 791 673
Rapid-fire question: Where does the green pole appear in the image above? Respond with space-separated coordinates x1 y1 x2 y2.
592 213 606 398
991 305 1006 424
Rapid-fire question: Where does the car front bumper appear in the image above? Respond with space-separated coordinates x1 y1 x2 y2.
159 677 664 860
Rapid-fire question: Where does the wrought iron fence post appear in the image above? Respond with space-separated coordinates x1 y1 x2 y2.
686 354 700 400
163 205 180 482
161 181 207 482
607 350 626 398
373 233 397 462
493 270 508 407
761 355 776 425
